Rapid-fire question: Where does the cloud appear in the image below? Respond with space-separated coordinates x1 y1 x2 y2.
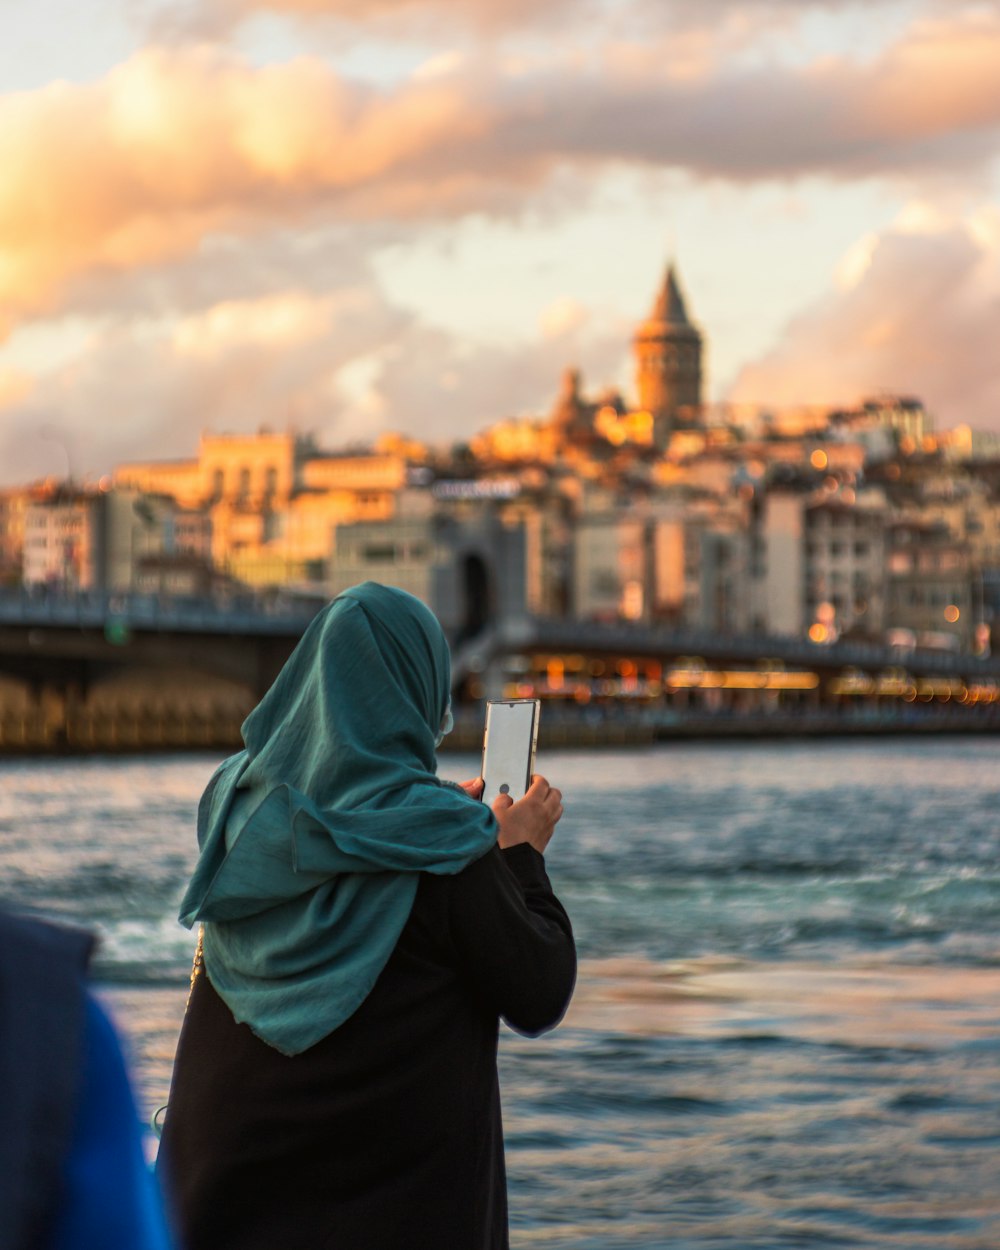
0 282 410 483
60 218 395 328
539 297 590 340
147 0 594 40
0 368 32 408
531 10 1000 183
372 312 625 443
0 273 628 484
727 207 1000 432
0 46 493 334
148 0 924 44
5 12 1000 337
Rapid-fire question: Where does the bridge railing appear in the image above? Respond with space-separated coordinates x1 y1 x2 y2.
0 589 323 635
1 591 996 678
516 615 1000 678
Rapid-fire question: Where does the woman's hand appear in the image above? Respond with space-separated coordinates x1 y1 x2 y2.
458 777 484 800
493 775 563 855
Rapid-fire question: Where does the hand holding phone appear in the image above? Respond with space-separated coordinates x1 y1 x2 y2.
480 699 561 853
494 774 563 855
480 699 540 807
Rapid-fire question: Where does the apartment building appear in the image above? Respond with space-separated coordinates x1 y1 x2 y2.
0 489 30 584
22 492 104 591
804 495 888 641
885 522 975 648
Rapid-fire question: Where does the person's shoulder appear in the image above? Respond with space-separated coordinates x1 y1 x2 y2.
0 911 94 982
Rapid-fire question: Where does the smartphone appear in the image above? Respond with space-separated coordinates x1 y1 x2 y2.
480 698 541 807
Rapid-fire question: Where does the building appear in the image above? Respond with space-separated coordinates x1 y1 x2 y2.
330 486 531 641
115 430 308 509
103 489 218 594
632 262 704 445
748 490 806 636
572 497 648 621
804 495 888 642
115 433 420 593
518 261 708 464
830 394 931 457
22 490 104 591
945 424 1000 462
0 488 33 585
885 521 975 648
568 482 750 632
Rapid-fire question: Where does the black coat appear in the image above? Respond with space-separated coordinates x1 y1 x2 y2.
157 843 576 1250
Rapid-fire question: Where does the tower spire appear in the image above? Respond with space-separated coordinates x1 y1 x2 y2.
650 264 692 327
633 259 703 444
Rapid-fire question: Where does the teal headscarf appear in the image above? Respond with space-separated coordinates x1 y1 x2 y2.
178 582 497 1055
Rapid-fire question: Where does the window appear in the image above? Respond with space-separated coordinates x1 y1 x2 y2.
363 543 396 563
592 572 619 596
401 543 428 562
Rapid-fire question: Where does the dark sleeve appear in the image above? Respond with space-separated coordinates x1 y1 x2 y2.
447 843 576 1037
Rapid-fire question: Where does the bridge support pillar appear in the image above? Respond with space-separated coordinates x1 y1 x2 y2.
36 684 69 749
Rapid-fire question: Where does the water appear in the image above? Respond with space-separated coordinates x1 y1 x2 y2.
2 739 998 1248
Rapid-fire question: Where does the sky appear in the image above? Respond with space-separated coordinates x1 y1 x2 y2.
2 0 1000 485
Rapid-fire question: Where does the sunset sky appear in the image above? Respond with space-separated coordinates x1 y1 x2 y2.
3 0 1000 484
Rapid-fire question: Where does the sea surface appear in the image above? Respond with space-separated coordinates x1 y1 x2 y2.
2 738 998 1249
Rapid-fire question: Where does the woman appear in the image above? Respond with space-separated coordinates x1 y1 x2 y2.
157 582 575 1250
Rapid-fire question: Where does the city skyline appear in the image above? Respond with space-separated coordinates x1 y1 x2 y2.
3 0 1000 487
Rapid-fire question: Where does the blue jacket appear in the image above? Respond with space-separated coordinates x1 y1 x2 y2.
0 912 171 1250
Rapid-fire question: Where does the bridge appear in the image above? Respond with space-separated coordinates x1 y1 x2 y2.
458 616 1000 682
0 591 322 699
0 592 996 750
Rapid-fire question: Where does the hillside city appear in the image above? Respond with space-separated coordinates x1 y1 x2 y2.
4 264 999 657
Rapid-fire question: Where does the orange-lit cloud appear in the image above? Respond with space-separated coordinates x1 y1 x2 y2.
373 312 624 440
155 0 590 38
0 282 400 478
5 12 1000 337
728 209 1000 428
159 0 930 41
0 276 622 482
539 298 590 341
0 46 490 334
0 368 33 408
568 10 1000 181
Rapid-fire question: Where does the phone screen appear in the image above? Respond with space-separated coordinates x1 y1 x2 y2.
480 699 540 807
